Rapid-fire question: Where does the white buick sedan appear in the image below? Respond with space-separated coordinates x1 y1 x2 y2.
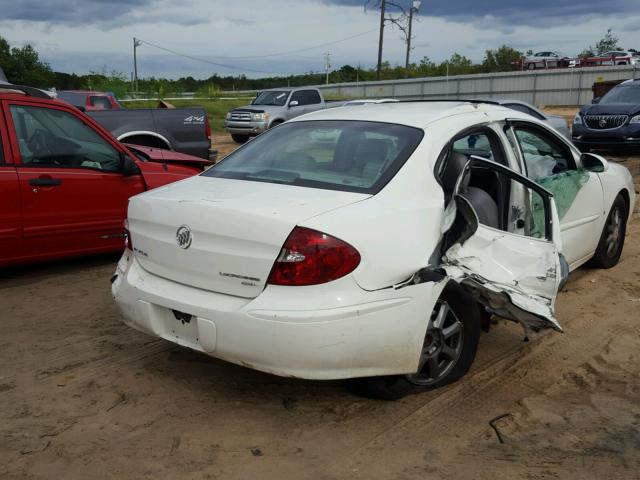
112 101 635 399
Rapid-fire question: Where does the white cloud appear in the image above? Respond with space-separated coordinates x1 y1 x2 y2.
1 0 638 79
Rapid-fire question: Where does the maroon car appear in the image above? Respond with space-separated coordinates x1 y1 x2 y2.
57 90 121 111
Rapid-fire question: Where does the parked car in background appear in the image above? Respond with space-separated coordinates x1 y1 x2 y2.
488 99 571 138
581 51 639 67
343 98 399 105
113 100 634 400
523 51 573 70
0 84 211 267
57 90 121 110
224 87 343 143
573 78 640 151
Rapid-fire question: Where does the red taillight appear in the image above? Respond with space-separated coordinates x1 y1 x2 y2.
267 227 360 286
204 116 212 140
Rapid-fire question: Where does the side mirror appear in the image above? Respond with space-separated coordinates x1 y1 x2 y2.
581 152 608 173
121 154 141 176
289 100 299 108
592 97 601 104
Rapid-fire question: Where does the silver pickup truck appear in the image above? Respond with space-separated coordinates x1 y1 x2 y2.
225 87 341 143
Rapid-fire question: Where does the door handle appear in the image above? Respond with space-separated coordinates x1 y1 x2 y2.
29 178 62 187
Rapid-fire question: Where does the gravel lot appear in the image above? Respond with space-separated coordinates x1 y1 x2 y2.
1 131 639 480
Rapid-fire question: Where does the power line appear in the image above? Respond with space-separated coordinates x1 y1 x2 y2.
205 28 379 59
136 26 379 77
136 39 286 74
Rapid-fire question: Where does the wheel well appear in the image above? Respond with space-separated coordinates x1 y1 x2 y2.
619 189 631 220
269 119 284 128
120 134 171 150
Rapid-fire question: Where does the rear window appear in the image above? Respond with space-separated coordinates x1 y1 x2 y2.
90 96 112 109
204 120 423 194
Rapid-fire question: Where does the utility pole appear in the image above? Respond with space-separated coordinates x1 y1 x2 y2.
324 52 331 85
376 0 386 80
404 0 421 77
133 37 142 96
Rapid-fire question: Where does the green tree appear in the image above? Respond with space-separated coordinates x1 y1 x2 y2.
580 29 620 58
0 36 54 87
85 70 129 98
594 29 620 55
196 84 221 100
579 48 595 58
440 53 474 76
482 45 523 72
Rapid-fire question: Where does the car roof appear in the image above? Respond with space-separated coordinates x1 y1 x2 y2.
0 87 76 108
290 101 515 129
59 90 108 95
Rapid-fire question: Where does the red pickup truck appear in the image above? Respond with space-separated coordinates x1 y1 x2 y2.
0 84 211 267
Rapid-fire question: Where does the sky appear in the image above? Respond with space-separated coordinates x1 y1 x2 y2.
0 0 638 79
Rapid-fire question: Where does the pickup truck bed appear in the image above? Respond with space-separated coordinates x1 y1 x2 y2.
87 107 216 160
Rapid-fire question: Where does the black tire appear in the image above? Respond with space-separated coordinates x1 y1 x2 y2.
588 195 628 269
231 134 249 144
345 283 481 401
269 120 283 129
528 63 535 70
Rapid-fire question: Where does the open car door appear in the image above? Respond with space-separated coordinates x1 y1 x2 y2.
440 156 567 333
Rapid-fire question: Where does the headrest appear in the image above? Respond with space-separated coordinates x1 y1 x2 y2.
354 139 389 164
441 152 470 192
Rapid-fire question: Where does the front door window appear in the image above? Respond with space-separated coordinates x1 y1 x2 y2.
10 104 122 171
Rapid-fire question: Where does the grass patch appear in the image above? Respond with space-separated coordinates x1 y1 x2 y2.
122 98 254 132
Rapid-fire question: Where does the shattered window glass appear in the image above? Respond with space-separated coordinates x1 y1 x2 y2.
530 170 589 237
512 127 586 235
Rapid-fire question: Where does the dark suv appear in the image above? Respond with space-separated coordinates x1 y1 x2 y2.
572 79 640 152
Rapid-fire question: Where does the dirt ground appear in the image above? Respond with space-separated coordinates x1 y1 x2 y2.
213 133 241 160
1 132 640 479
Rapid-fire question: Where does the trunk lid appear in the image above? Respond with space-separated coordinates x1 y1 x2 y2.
127 176 368 297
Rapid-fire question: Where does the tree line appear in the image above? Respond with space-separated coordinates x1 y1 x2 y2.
0 30 629 97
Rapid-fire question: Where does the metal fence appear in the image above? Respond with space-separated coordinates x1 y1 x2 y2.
315 65 638 106
226 65 638 107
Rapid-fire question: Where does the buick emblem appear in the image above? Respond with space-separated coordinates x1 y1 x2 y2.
599 118 607 128
176 225 193 249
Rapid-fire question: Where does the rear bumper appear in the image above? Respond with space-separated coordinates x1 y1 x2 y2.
112 252 442 380
224 120 268 137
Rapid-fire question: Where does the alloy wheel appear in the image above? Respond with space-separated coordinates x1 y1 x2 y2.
606 206 623 257
407 301 464 386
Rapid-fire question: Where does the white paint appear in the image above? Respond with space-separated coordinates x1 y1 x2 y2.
113 102 635 380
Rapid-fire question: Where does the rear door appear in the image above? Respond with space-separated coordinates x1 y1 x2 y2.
441 157 565 332
5 99 145 261
0 107 22 265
